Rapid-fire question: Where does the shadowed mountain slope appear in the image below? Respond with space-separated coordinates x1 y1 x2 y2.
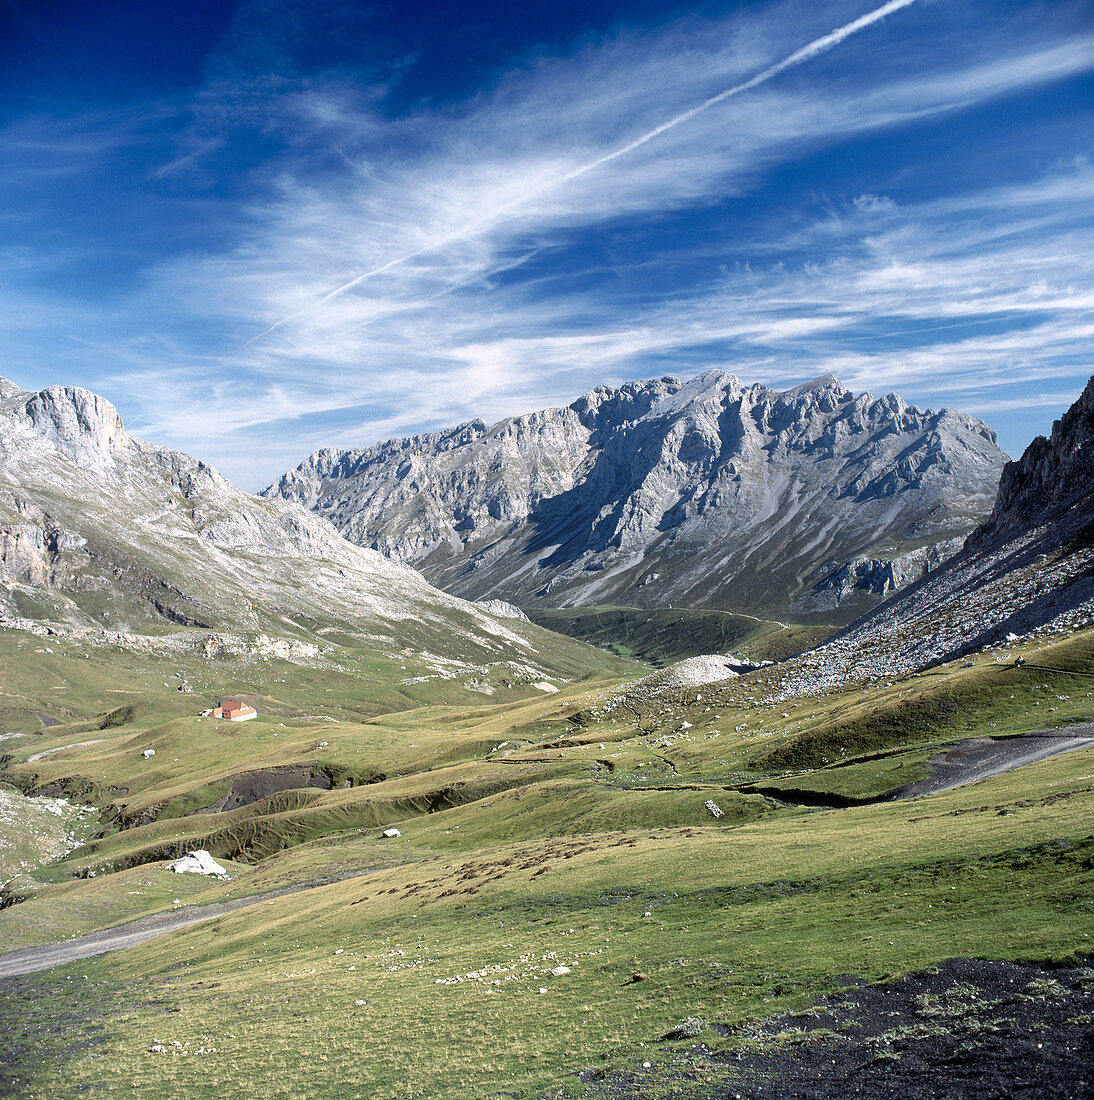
267 371 1006 623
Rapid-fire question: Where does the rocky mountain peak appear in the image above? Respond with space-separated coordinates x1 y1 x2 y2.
0 375 610 684
267 371 1008 623
973 374 1094 543
3 381 127 468
572 375 682 428
781 372 846 397
799 373 1094 686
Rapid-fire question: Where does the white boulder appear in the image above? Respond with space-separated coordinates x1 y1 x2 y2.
167 849 230 879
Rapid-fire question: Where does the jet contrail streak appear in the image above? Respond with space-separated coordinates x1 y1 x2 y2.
248 0 920 343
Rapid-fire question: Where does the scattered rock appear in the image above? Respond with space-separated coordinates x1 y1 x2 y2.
659 1016 706 1041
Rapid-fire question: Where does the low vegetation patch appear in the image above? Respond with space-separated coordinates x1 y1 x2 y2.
527 606 833 667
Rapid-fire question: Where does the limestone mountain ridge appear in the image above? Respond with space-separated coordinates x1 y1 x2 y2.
786 373 1094 692
0 378 607 680
267 370 1008 623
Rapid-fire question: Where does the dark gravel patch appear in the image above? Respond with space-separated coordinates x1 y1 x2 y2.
890 729 1094 800
569 958 1094 1099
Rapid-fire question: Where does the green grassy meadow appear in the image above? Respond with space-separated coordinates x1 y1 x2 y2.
1 624 1092 1097
527 605 834 666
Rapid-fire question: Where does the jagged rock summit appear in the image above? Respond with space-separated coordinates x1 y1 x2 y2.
976 374 1094 543
0 377 607 679
267 370 1007 622
789 373 1094 690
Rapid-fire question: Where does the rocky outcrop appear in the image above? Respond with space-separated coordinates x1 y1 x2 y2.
267 371 1007 623
974 374 1094 544
805 538 964 613
1 524 68 587
0 497 91 590
12 386 126 468
780 375 1094 692
477 599 531 621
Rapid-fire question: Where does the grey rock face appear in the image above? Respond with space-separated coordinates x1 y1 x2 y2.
476 599 531 622
805 537 965 614
0 519 89 588
974 373 1094 543
267 371 1007 623
0 377 603 675
783 374 1094 692
13 386 126 468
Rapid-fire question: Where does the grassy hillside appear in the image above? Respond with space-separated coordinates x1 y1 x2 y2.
0 628 634 735
527 605 834 667
1 624 1092 1098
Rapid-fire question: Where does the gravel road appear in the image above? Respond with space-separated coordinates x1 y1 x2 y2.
25 738 107 763
892 723 1094 799
0 875 370 979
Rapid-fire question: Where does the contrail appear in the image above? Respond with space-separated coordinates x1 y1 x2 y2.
249 0 920 343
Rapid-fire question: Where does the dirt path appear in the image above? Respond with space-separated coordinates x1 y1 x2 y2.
0 874 371 978
25 738 107 763
892 723 1094 799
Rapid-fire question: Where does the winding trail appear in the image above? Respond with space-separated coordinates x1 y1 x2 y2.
890 724 1094 799
0 873 374 979
25 738 107 763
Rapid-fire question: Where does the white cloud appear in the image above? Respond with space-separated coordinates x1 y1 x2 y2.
5 0 1093 486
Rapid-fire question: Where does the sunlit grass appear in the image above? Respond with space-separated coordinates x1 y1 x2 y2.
1 626 1092 1097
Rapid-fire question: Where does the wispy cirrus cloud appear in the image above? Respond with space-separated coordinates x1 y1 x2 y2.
247 0 925 340
2 0 1092 486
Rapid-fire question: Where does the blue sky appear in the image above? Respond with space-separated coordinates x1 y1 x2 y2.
2 0 1092 489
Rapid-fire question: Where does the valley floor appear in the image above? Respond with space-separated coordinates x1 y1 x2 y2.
0 626 1091 1098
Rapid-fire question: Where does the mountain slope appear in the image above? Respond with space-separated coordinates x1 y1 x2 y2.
0 378 617 680
266 371 1006 623
791 374 1094 689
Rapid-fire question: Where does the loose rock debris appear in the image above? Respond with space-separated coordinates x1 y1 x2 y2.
573 958 1094 1099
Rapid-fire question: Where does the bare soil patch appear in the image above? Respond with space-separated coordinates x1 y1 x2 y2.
573 957 1094 1098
